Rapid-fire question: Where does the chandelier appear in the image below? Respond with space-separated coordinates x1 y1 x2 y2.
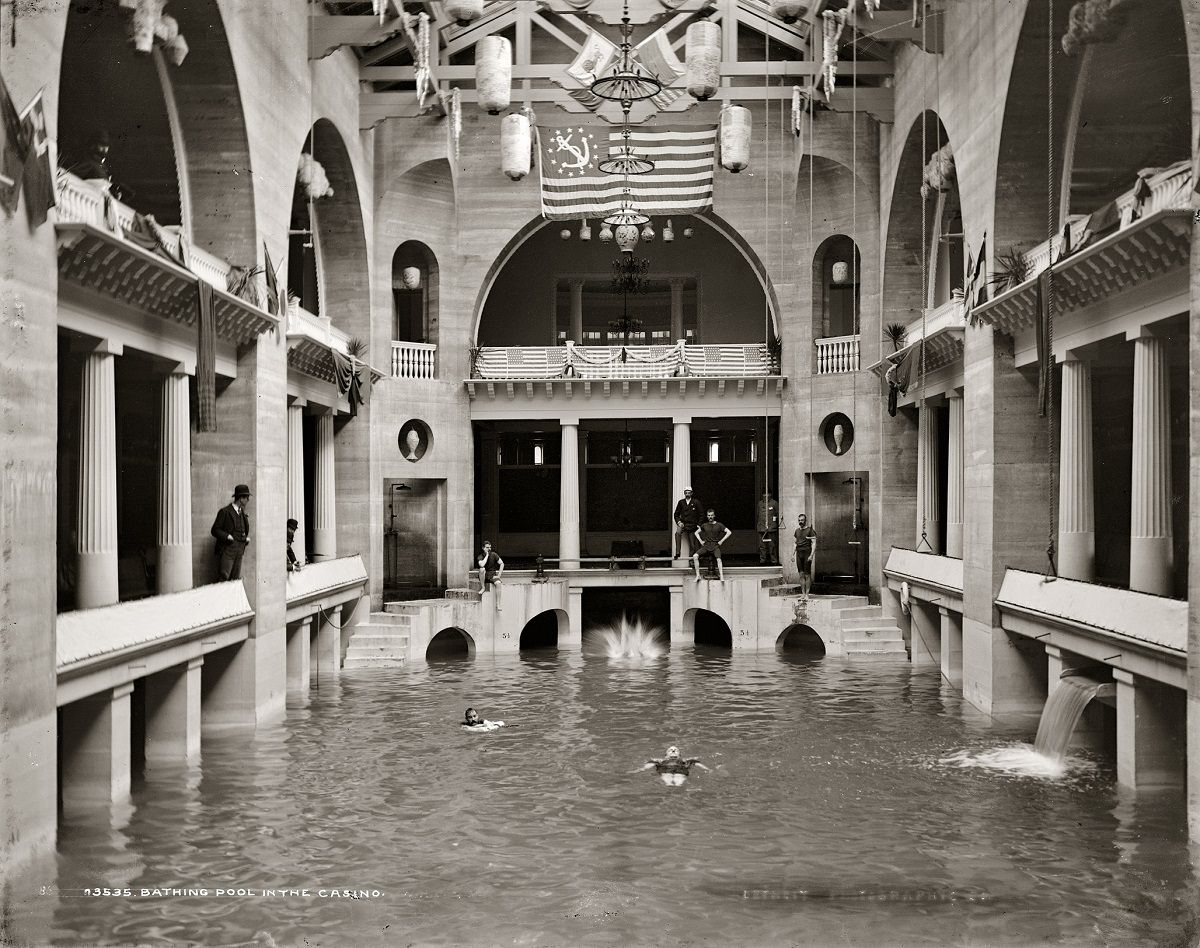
590 0 662 106
611 254 651 295
610 422 643 479
597 127 655 176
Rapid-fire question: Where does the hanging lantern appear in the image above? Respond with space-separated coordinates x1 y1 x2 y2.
599 223 614 243
685 21 721 101
683 226 695 239
720 105 751 173
831 261 851 284
475 36 512 115
560 228 572 240
640 222 655 243
579 219 592 241
401 267 422 290
444 0 484 26
663 219 675 242
769 0 808 23
615 224 640 253
500 111 531 180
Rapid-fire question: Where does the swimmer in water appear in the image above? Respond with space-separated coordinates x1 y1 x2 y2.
462 707 505 730
638 745 710 785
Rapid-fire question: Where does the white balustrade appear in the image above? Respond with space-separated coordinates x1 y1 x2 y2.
904 297 966 346
814 334 860 375
288 303 351 355
391 341 438 379
471 343 775 380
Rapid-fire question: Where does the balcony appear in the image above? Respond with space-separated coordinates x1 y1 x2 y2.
973 159 1193 335
465 342 785 417
391 340 437 379
814 334 861 375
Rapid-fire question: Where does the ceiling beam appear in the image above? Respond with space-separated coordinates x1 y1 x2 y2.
536 0 716 24
361 59 891 82
309 14 406 60
844 9 944 53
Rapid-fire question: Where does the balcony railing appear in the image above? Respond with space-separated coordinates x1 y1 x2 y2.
471 341 777 380
904 297 966 345
1019 158 1192 283
287 302 351 355
392 341 437 379
57 172 233 291
814 334 860 374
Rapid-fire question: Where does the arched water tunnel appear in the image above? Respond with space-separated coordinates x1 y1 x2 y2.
519 609 567 652
426 627 476 661
776 623 826 656
687 608 733 649
580 588 670 655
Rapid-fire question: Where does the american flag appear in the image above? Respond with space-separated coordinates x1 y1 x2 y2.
537 124 717 221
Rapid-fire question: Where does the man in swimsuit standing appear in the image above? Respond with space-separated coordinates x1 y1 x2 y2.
692 509 732 582
794 513 817 596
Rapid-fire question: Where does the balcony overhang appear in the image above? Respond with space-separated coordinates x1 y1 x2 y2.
286 308 385 388
285 555 369 623
882 547 964 613
57 222 277 347
971 209 1192 336
868 326 964 378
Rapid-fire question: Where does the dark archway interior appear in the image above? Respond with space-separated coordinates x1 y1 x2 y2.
581 587 669 637
288 176 320 315
426 628 472 660
519 611 560 650
778 624 825 654
59 0 181 225
693 610 732 648
392 241 439 345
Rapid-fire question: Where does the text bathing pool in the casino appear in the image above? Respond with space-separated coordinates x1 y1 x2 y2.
19 642 1197 947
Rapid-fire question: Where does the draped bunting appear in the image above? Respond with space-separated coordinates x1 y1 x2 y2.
264 242 281 317
331 349 370 417
472 343 774 380
1035 270 1053 418
196 279 217 432
0 69 28 215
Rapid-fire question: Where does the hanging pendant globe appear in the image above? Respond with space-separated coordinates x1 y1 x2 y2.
599 223 614 243
615 223 640 253
640 222 655 242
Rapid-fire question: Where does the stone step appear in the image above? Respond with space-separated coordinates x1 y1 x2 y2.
760 576 788 589
370 611 412 626
839 616 903 631
348 631 410 647
768 585 805 597
384 598 453 614
343 656 407 669
345 639 409 656
841 648 910 662
445 588 482 602
842 628 905 644
827 596 870 610
836 605 884 620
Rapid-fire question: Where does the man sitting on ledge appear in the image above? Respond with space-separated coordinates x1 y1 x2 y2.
692 509 731 582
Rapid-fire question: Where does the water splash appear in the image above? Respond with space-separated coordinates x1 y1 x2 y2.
588 615 666 659
1034 675 1115 759
938 743 1097 780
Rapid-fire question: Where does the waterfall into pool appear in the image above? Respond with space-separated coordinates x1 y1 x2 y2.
1034 674 1116 760
586 614 666 658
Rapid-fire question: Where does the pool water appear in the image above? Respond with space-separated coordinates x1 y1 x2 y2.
12 648 1200 946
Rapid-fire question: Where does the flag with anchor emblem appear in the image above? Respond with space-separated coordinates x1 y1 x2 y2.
537 124 717 221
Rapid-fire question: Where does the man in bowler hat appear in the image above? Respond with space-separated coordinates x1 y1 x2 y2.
287 518 302 573
211 485 251 581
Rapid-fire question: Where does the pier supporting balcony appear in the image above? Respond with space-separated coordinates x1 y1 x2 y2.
1115 670 1186 788
286 618 313 697
315 606 342 683
144 658 203 763
939 607 962 686
60 684 133 812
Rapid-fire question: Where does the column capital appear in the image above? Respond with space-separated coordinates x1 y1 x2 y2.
112 683 135 700
667 276 687 289
671 415 693 425
937 605 955 617
289 396 308 408
567 277 586 290
1113 668 1135 685
164 361 193 377
73 337 123 357
1057 348 1088 364
187 657 205 671
1044 643 1062 659
559 417 581 429
1126 325 1166 342
946 389 963 400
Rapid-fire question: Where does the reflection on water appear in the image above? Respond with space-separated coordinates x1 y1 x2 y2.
938 744 1098 780
6 650 1199 947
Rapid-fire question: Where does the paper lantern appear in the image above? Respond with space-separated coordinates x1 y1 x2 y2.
500 112 531 181
663 219 675 242
560 229 572 240
683 227 695 239
401 267 422 290
599 223 614 243
769 0 808 23
579 219 592 241
615 224 639 253
444 0 484 26
640 223 655 242
831 261 850 284
685 21 721 101
720 105 751 173
476 36 512 115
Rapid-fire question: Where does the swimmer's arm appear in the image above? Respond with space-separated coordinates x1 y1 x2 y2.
483 720 505 727
689 760 711 771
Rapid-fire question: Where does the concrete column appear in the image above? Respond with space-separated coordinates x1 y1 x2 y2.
144 657 202 762
312 410 337 561
945 393 964 558
916 400 941 554
1130 334 1173 595
559 421 580 568
157 368 193 593
910 599 940 667
286 619 313 695
669 277 685 343
287 403 307 567
939 607 962 686
1115 669 1186 788
669 586 687 648
315 605 342 682
1045 644 1065 690
60 684 133 811
671 417 692 562
563 587 583 650
1058 356 1095 581
77 344 120 608
569 279 585 343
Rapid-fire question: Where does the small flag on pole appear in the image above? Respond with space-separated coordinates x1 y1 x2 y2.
19 89 56 228
634 29 686 112
551 29 620 112
0 70 28 215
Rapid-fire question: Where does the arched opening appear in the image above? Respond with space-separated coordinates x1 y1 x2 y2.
519 609 565 651
392 241 440 347
812 235 861 340
776 624 826 655
474 214 779 346
287 120 371 342
426 627 475 660
58 1 186 227
690 609 732 649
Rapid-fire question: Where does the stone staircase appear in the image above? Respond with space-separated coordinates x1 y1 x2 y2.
343 611 411 668
760 577 908 661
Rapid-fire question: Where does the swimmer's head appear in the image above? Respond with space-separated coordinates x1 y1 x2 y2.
665 745 680 759
464 707 480 725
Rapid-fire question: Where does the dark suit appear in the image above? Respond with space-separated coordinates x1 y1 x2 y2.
211 504 250 580
672 497 703 556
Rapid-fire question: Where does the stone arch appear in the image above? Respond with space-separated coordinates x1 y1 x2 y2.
683 607 732 648
519 609 568 650
426 627 476 660
391 240 440 348
812 234 862 340
471 213 782 344
56 0 256 260
776 623 827 654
